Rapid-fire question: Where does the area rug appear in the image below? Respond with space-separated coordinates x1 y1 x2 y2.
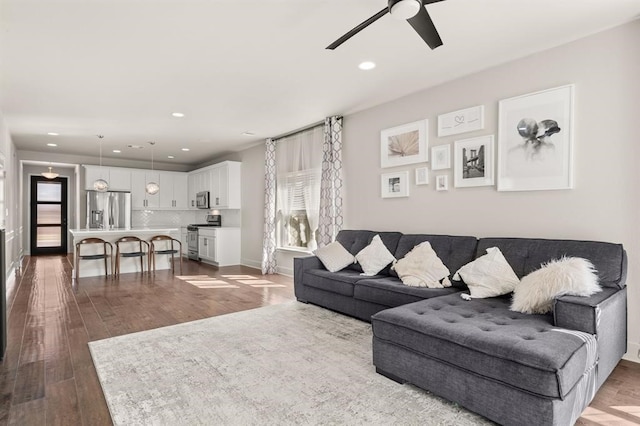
89 302 490 425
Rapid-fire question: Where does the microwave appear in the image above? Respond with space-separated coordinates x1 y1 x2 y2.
196 191 210 209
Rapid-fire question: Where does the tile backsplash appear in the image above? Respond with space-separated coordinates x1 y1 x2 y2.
132 209 241 228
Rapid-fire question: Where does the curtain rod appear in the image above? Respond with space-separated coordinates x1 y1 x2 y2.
272 120 325 141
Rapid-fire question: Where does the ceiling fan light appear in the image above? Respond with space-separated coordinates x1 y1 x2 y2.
390 0 421 20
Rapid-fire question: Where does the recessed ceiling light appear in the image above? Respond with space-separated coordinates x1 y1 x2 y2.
172 112 185 118
242 131 256 136
358 61 376 71
47 132 59 136
47 143 57 147
167 155 175 159
113 149 121 153
127 144 144 149
181 148 190 152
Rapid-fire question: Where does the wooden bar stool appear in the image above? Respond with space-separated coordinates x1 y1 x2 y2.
149 235 183 275
114 236 150 278
75 237 113 278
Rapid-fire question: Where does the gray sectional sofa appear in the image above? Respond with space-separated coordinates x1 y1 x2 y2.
293 230 628 426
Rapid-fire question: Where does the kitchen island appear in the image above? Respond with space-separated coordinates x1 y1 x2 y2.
70 227 180 278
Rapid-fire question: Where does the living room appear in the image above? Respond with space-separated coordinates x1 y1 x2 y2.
1 1 639 424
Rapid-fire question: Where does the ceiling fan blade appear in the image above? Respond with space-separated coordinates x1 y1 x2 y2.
326 7 389 50
407 5 443 49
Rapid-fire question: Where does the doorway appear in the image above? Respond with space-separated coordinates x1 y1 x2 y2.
30 175 68 255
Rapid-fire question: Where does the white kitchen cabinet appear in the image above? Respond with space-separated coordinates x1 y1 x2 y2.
188 161 241 210
180 227 188 257
131 170 160 210
197 227 240 266
84 165 132 191
159 172 188 210
198 234 216 262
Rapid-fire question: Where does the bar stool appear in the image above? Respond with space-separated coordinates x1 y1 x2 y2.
114 236 150 278
75 237 113 278
149 235 183 275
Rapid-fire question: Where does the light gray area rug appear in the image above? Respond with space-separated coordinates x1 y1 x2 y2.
89 302 490 425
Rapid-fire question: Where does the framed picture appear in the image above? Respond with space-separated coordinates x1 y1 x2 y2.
454 135 495 188
380 120 428 168
435 175 448 191
437 105 484 137
415 167 429 185
431 144 451 170
381 171 410 198
497 84 574 191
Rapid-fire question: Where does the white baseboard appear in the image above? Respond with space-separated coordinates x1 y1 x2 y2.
623 341 640 363
276 265 293 277
241 258 262 270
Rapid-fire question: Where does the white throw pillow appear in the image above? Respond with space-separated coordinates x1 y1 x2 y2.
314 241 355 273
392 241 452 288
453 247 519 298
355 235 396 276
511 257 601 314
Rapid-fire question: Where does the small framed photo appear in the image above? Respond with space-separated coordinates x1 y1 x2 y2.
454 135 495 188
381 171 410 198
497 84 574 191
435 175 448 191
438 105 485 137
415 167 429 185
380 120 428 168
431 144 451 170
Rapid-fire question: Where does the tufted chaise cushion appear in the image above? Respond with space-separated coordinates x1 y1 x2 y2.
372 293 593 399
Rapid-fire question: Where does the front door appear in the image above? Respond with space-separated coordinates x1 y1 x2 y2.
30 176 68 255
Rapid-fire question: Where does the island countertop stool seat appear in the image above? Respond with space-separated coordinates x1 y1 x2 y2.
114 236 150 278
149 235 183 275
75 237 113 278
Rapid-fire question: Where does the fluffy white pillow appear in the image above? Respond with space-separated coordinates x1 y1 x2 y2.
314 241 355 273
453 247 520 298
355 235 396 276
511 257 601 314
392 241 451 288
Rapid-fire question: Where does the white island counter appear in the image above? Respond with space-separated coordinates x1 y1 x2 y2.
70 227 180 278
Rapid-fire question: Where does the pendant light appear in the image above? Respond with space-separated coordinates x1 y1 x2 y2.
93 135 109 192
145 141 160 195
41 165 59 179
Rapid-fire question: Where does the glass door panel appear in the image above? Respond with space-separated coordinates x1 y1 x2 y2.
37 204 61 224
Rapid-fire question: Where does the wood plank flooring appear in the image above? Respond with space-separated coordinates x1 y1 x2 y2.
1 255 639 425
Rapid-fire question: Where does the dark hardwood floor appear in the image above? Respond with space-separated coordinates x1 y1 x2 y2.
0 255 638 425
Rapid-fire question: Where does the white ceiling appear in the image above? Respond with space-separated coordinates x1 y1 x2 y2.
1 0 639 166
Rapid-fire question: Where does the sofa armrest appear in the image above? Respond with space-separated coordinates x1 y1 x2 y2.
553 287 620 334
293 256 324 302
553 287 627 389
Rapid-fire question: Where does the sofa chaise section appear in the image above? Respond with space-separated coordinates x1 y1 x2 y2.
371 237 627 426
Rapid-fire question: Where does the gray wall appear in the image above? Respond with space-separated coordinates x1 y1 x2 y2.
229 20 640 360
341 20 639 360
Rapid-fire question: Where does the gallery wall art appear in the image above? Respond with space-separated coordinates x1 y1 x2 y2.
454 135 495 188
431 144 451 170
380 120 428 168
497 85 574 191
437 105 484 137
381 171 410 198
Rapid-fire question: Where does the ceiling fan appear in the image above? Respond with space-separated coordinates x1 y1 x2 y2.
326 0 445 51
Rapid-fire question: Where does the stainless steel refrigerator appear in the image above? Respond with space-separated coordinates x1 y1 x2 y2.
86 190 132 229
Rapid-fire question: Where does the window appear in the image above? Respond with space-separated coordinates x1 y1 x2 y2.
275 125 323 251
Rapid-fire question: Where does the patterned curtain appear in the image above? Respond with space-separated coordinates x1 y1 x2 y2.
261 139 278 274
317 116 344 247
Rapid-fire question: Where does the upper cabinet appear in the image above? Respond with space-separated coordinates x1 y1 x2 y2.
131 170 160 210
159 172 188 210
84 165 131 191
188 161 241 210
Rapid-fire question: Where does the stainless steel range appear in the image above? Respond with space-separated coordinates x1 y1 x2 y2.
187 214 221 261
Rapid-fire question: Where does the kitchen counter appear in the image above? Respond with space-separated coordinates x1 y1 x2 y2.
70 227 180 278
